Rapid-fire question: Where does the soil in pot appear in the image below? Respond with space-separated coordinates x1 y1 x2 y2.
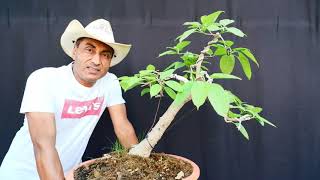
74 152 193 180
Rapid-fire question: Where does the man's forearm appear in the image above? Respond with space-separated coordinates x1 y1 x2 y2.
34 146 65 180
115 122 138 149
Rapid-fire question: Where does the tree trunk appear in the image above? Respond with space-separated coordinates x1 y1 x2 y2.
128 96 191 157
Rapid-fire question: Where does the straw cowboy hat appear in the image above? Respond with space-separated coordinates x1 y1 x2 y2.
60 19 131 67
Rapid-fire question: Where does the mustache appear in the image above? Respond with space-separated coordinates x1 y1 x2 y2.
87 66 101 71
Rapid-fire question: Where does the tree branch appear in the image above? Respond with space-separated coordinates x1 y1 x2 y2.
170 74 189 82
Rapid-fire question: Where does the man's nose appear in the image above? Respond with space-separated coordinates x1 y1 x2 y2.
92 53 101 65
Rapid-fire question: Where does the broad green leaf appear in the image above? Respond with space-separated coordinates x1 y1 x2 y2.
183 21 201 28
118 76 130 80
210 73 241 80
219 19 235 26
158 50 176 57
140 88 150 96
121 77 142 91
174 82 193 106
191 81 209 109
164 62 185 71
201 11 224 25
175 41 191 52
164 87 176 100
207 24 220 31
237 52 252 80
150 84 162 97
146 64 156 71
165 80 182 92
227 27 246 37
160 69 175 80
208 83 230 116
219 40 234 47
176 29 196 42
139 70 153 76
220 55 235 74
213 47 227 56
174 62 185 69
141 76 156 81
235 123 249 140
237 48 259 67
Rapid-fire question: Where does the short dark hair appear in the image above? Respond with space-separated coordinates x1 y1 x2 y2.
75 37 86 47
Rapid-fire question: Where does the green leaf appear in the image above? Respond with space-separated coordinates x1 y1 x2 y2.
146 64 156 71
165 80 182 92
219 40 234 47
237 48 259 67
208 83 230 116
175 41 191 52
160 69 175 80
228 111 241 118
245 105 263 114
120 76 142 91
150 84 162 97
174 82 193 106
235 123 249 140
164 87 176 100
183 21 201 28
139 70 153 76
237 52 252 80
227 27 246 37
206 48 214 56
213 47 227 56
140 88 150 96
158 50 176 57
256 115 276 127
219 19 235 26
207 24 220 31
164 62 185 71
210 73 242 80
226 91 242 104
201 11 224 25
175 61 185 69
176 29 196 42
220 55 235 74
191 81 209 109
181 52 198 66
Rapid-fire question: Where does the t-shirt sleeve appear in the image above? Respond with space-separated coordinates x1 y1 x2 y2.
105 74 126 107
20 69 55 113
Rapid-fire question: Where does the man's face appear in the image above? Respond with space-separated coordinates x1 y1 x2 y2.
72 38 114 87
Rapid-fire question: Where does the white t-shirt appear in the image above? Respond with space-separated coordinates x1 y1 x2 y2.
0 63 125 180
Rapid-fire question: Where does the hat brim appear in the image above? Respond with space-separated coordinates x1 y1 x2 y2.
60 20 131 67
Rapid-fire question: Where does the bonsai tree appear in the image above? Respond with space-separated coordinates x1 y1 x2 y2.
119 11 276 158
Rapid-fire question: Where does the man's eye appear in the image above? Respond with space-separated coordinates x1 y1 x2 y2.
103 52 112 59
85 48 93 53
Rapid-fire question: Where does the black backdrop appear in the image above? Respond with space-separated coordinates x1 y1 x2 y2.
1 0 320 180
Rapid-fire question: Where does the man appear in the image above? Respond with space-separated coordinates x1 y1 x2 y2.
0 19 138 180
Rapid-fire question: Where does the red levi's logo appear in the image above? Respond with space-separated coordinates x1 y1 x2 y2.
61 96 104 119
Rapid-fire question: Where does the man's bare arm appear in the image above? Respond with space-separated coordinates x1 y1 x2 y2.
108 104 138 149
26 112 65 180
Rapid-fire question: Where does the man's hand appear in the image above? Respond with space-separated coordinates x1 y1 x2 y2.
108 104 138 149
26 112 65 180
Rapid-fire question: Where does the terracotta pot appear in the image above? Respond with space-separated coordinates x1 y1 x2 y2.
65 154 200 180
